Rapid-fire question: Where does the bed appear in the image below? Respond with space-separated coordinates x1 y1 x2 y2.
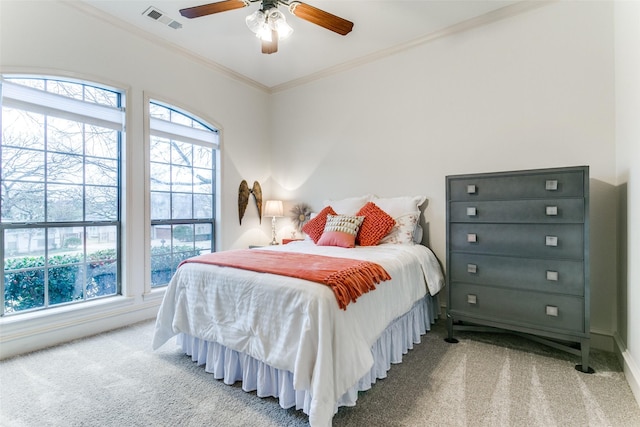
152 196 445 427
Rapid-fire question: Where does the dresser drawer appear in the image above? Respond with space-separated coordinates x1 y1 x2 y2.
449 170 585 201
449 199 585 224
450 223 584 259
449 283 585 333
449 253 584 296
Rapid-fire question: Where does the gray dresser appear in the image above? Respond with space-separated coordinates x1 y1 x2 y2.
445 166 592 373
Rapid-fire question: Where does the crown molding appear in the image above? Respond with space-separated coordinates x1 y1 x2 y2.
61 0 553 95
269 1 554 93
61 0 271 93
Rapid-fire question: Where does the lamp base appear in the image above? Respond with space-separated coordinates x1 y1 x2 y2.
270 216 278 245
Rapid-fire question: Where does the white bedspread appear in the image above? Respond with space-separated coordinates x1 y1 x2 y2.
152 242 444 427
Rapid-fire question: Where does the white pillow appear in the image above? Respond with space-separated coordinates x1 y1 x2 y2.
323 194 372 215
371 195 426 219
413 224 423 244
372 195 426 245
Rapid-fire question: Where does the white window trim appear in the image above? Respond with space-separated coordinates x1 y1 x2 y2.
142 92 223 296
1 79 125 131
150 117 219 148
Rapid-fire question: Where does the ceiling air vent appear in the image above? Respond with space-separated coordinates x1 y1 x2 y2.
143 6 182 30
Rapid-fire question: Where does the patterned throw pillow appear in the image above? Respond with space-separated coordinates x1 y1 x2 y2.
379 212 420 245
317 214 365 248
355 202 396 246
302 206 337 243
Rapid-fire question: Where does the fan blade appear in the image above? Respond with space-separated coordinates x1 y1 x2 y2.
180 0 249 19
261 30 278 54
289 2 353 35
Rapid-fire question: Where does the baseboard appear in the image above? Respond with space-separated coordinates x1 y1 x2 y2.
0 297 160 360
614 332 640 408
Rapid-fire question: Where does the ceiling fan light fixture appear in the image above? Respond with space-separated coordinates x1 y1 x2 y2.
245 9 266 34
177 0 352 53
246 7 292 43
256 25 272 42
268 9 293 39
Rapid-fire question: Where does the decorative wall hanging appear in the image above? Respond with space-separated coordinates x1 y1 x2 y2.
290 202 312 231
238 180 263 225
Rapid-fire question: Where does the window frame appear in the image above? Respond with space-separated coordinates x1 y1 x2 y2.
143 93 221 294
1 75 125 316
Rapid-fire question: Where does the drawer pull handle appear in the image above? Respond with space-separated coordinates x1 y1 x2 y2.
546 206 558 216
467 207 477 216
467 294 477 305
545 235 558 247
467 233 477 243
546 270 559 281
467 184 477 194
545 305 559 317
467 264 478 274
545 179 558 191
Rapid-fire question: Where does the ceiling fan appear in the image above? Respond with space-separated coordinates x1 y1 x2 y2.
179 0 354 54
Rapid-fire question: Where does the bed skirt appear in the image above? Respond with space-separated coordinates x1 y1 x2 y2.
178 293 440 417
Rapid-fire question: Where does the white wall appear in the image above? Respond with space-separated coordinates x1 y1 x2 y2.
0 0 272 358
271 1 617 348
0 2 636 404
615 0 640 405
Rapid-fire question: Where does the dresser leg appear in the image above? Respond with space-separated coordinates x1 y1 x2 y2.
575 338 594 374
444 315 459 343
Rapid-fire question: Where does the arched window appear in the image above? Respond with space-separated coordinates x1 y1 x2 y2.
148 99 219 287
1 76 125 315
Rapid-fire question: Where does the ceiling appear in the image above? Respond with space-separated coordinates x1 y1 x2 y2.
77 0 526 91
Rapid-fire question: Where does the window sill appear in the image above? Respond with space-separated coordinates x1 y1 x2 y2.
1 296 135 335
142 286 167 303
0 295 159 359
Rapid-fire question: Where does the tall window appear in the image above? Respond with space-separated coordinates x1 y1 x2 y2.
1 76 124 315
149 100 218 287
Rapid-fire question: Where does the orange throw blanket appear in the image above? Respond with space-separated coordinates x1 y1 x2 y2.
180 249 391 310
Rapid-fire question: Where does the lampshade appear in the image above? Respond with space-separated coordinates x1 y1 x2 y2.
245 10 266 34
264 200 284 218
268 9 293 39
246 8 293 42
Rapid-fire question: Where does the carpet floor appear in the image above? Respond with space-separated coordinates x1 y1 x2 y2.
1 319 639 426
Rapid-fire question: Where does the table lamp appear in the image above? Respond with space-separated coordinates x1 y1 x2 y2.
263 200 284 245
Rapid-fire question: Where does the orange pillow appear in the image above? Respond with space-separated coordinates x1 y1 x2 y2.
302 206 337 243
356 202 396 246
